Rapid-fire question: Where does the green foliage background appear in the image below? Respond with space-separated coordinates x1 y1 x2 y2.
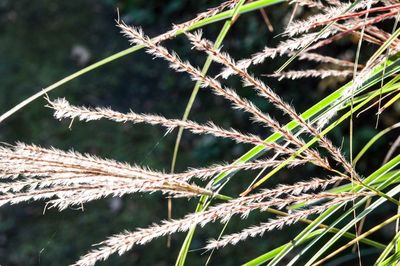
0 0 399 265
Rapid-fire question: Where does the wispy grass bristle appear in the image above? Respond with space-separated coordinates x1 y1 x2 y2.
266 69 353 80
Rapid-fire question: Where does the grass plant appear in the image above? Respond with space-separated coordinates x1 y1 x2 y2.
1 0 400 265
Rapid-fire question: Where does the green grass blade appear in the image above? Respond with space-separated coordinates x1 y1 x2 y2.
249 73 400 192
243 229 326 266
353 122 400 166
265 154 400 266
0 0 285 125
379 251 400 266
290 159 400 266
177 56 400 266
170 20 233 175
314 213 400 266
174 2 246 264
375 231 400 265
305 185 400 266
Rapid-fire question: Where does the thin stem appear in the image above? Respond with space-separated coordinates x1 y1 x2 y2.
313 213 400 266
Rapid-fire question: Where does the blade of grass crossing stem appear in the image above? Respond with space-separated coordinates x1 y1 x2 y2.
243 229 327 266
284 175 400 266
215 58 400 189
379 89 400 114
342 75 400 111
368 27 400 68
353 122 400 166
291 160 400 266
248 58 400 192
264 172 399 265
337 57 400 111
314 213 400 266
177 59 400 265
376 13 400 127
266 203 347 265
310 176 400 265
244 225 385 266
172 0 245 256
244 206 386 266
0 0 285 124
380 252 400 266
243 74 400 195
289 170 400 211
374 231 400 265
178 50 400 265
271 172 400 266
268 207 386 248
265 154 400 266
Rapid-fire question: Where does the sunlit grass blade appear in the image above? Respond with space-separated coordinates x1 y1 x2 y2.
379 251 400 266
313 213 400 265
243 229 327 266
265 154 400 266
378 89 400 114
178 57 400 266
246 70 400 194
374 231 400 265
287 159 400 266
306 186 400 266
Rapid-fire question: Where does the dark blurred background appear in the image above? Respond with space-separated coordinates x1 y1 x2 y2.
0 0 399 265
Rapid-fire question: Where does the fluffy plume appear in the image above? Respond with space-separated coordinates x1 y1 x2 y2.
2 1 396 265
219 51 358 78
140 0 240 44
186 31 332 168
74 190 368 265
117 24 284 131
266 69 353 80
175 158 308 181
0 143 218 210
184 31 354 177
205 195 366 249
285 0 385 36
117 22 337 171
48 97 297 156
